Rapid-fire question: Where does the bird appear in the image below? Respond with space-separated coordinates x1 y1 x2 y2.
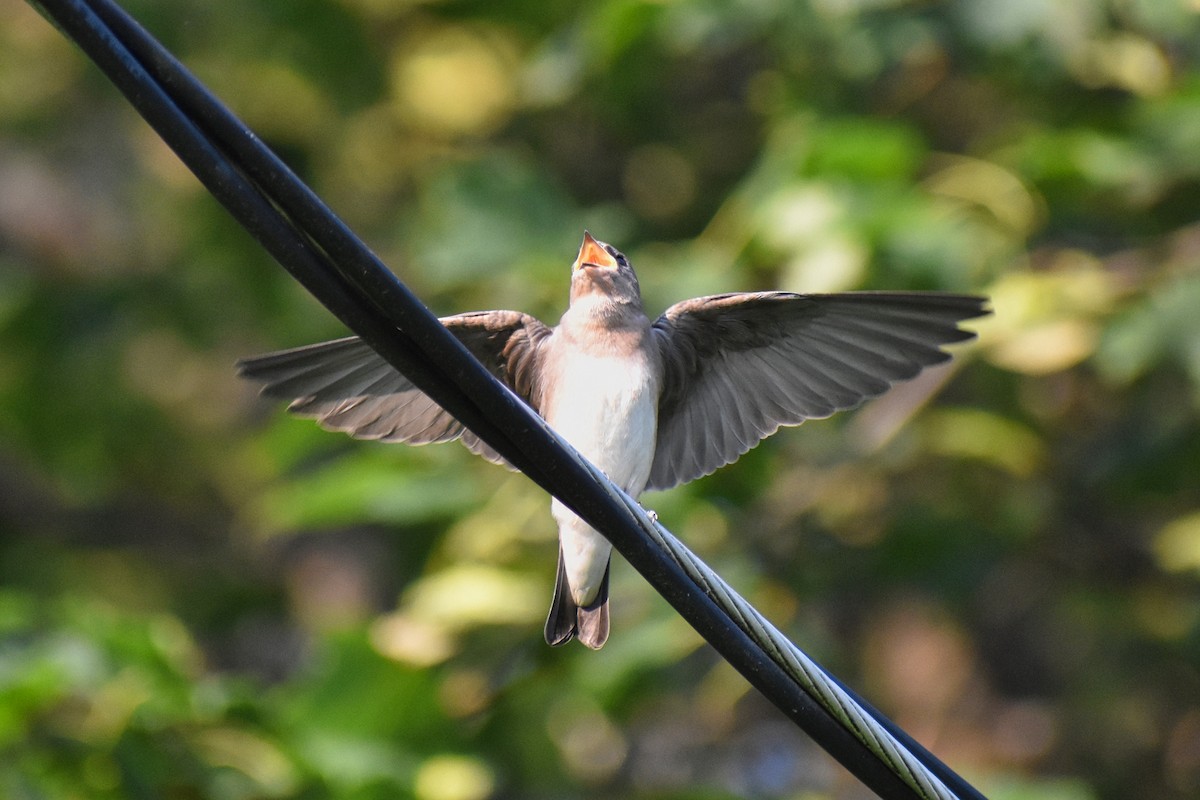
238 232 988 649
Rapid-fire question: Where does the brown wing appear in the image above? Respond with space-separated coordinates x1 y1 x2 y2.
237 310 552 465
647 292 989 491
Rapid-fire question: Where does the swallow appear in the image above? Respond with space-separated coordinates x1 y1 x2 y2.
239 232 988 648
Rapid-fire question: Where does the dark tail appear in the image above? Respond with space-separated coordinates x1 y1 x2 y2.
544 548 610 649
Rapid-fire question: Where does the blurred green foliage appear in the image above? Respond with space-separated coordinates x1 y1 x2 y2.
3 0 1200 798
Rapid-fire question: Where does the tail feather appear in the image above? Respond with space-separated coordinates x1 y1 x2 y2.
543 548 611 649
544 548 577 646
576 582 610 650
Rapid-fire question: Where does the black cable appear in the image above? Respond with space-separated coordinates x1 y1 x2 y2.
28 0 546 487
27 2 986 798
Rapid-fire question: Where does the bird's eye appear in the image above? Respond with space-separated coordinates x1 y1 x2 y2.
602 243 628 267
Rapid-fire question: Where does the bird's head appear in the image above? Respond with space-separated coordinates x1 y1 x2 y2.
568 231 643 313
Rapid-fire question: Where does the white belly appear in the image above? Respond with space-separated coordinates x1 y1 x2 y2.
544 351 657 605
544 353 657 490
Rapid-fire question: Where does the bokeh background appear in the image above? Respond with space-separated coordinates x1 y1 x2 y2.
3 0 1200 798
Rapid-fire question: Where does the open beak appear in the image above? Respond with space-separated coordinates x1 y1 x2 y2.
572 231 618 272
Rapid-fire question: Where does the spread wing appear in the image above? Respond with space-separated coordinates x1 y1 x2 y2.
647 292 989 491
237 310 551 465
